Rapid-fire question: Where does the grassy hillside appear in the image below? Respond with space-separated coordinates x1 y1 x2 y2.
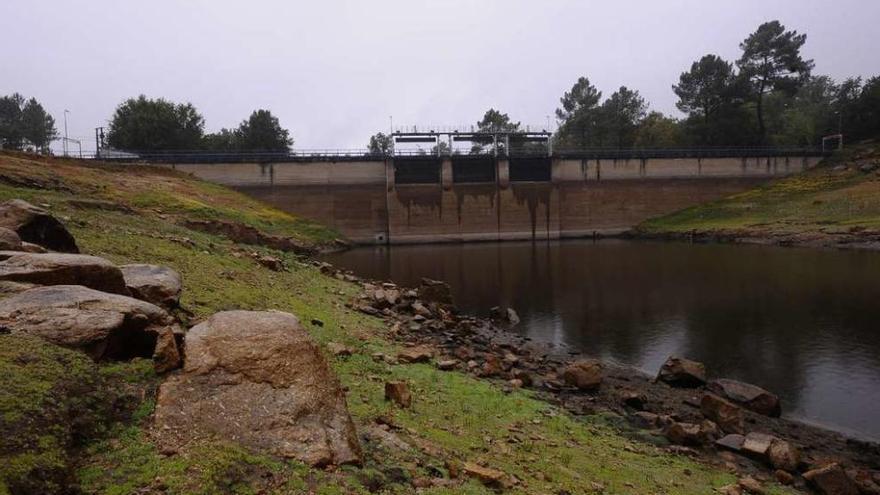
0 152 791 494
639 143 880 243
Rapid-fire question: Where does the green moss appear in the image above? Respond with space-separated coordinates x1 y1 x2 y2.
0 335 109 494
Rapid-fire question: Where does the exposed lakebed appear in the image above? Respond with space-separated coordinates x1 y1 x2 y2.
323 239 880 440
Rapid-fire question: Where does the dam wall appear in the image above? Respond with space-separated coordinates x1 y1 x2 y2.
166 154 823 244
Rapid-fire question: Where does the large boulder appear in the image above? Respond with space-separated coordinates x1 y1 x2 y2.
0 199 78 253
120 264 182 309
0 285 181 371
0 227 22 251
657 356 706 387
707 379 781 417
0 252 128 295
562 360 603 390
154 311 362 467
700 393 744 434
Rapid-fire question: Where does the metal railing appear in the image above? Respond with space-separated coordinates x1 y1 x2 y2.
40 145 829 164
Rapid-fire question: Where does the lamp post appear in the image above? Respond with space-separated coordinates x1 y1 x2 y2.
63 110 70 157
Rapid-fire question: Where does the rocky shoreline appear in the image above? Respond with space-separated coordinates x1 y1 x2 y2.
319 261 880 494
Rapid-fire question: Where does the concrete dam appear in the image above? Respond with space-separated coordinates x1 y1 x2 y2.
163 150 824 244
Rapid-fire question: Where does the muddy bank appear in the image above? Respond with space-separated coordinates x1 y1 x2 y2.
317 260 880 493
626 228 880 252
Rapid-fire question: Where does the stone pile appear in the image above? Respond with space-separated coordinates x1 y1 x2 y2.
0 200 182 372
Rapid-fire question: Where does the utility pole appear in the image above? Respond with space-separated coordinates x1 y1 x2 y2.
94 127 104 158
63 110 70 156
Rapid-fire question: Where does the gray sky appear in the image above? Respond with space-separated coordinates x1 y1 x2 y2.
3 0 878 152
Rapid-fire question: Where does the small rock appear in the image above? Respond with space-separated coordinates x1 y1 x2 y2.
716 434 746 452
410 301 432 317
708 379 781 417
701 393 744 434
657 356 706 387
631 411 659 429
462 462 507 489
0 227 22 251
664 422 706 446
256 255 284 271
767 438 800 472
741 432 776 460
384 381 412 408
621 389 647 410
738 476 765 494
480 354 502 377
120 264 183 309
0 199 78 253
327 342 353 357
152 327 182 374
418 278 453 305
803 463 859 495
562 360 602 390
436 359 458 371
512 369 534 387
859 162 879 173
719 484 743 495
505 307 520 325
774 470 794 485
397 346 433 363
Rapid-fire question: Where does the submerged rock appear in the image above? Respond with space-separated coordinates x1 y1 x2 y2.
657 356 706 387
0 285 180 370
0 199 78 253
708 379 781 417
120 264 182 309
154 310 362 467
0 252 128 295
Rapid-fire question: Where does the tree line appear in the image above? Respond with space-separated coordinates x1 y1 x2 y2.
0 93 58 152
104 95 293 152
372 20 879 152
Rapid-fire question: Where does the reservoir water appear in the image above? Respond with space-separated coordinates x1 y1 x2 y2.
323 239 880 440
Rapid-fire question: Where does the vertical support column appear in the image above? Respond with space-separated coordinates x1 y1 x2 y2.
497 158 510 189
441 158 453 191
550 157 562 184
385 158 395 191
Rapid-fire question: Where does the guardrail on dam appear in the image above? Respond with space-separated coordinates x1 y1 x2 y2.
160 150 826 244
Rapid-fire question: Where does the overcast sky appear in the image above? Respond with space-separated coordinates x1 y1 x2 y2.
3 0 878 152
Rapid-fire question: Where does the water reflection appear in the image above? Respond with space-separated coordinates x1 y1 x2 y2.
323 240 880 439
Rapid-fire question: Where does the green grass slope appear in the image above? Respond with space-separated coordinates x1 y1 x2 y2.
0 152 793 494
639 144 880 239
